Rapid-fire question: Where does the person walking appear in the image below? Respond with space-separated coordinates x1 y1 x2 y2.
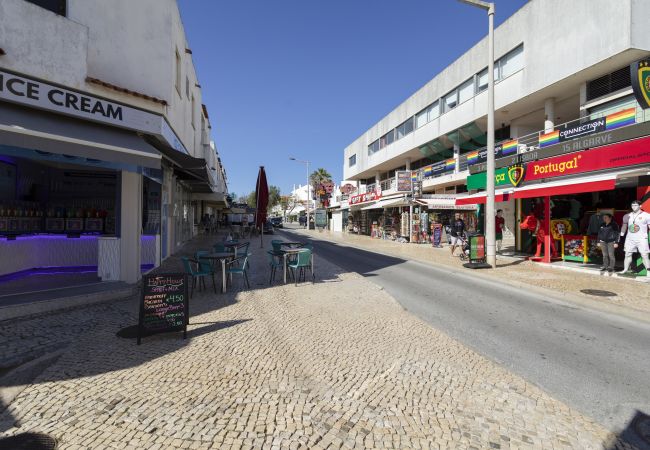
597 213 619 273
449 213 466 257
495 209 505 254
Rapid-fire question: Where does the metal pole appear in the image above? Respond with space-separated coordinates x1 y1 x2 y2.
306 161 310 230
485 3 496 267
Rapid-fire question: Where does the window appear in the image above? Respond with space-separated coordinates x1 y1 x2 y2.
175 50 182 96
443 89 458 112
379 129 395 148
191 95 196 128
499 44 524 79
186 77 190 98
416 108 428 128
428 101 439 121
25 0 66 15
587 66 632 101
368 140 380 155
476 68 488 93
396 117 414 139
458 78 474 104
348 154 356 167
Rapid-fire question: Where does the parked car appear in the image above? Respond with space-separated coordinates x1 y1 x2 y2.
262 220 274 234
270 217 283 228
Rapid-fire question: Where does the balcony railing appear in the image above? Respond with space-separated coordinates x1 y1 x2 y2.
380 178 395 192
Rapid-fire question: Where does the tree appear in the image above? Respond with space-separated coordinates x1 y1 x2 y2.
268 185 281 212
246 191 256 208
309 168 332 187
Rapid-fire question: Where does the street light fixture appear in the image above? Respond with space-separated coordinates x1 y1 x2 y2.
289 157 311 228
458 0 496 267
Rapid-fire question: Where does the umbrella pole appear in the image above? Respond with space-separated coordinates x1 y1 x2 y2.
256 170 263 248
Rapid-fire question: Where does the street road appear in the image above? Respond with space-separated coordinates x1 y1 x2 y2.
281 229 650 437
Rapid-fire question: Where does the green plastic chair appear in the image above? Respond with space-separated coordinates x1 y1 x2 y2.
225 254 250 290
271 240 283 252
287 249 313 286
213 242 226 253
182 256 216 297
266 250 282 285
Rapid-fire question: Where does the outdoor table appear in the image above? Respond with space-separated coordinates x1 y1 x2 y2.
282 248 314 284
201 252 235 293
280 242 304 249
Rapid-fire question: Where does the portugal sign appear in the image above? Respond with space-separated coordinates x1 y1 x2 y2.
631 59 650 109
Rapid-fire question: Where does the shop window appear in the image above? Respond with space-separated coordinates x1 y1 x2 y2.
587 66 631 101
25 0 66 16
427 101 439 121
348 154 356 167
588 94 637 120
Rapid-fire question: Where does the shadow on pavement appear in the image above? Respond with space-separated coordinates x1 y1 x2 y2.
606 410 650 450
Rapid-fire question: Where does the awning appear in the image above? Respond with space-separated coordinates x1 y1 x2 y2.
191 192 229 207
360 197 410 210
415 196 476 210
511 170 638 199
0 101 160 169
456 191 512 205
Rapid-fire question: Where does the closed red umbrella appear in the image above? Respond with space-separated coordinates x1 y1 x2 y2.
255 166 269 246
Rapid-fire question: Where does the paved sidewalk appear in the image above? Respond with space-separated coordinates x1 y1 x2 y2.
287 227 650 318
0 234 638 449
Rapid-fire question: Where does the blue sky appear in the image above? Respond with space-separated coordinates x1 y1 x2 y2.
178 0 528 198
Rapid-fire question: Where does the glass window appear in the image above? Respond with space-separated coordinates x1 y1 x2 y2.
386 129 395 145
500 44 524 79
428 101 439 121
348 155 356 167
443 90 458 112
416 108 428 128
368 140 380 155
396 117 414 139
458 78 474 104
476 71 485 92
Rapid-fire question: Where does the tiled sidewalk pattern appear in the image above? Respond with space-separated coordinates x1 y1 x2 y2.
0 234 637 449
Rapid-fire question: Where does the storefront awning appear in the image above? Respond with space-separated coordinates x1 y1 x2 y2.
415 196 476 210
0 102 161 169
360 197 410 210
190 192 229 207
456 191 512 205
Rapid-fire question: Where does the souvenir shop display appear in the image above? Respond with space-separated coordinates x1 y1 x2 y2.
400 211 410 240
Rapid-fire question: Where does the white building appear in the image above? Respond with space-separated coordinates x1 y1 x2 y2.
342 0 650 252
0 0 228 286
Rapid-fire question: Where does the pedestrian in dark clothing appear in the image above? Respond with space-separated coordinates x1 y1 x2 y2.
597 213 619 272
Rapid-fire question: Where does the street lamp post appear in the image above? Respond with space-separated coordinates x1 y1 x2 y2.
289 157 311 228
458 0 496 267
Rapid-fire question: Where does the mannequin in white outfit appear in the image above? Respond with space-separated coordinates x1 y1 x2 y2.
619 200 650 278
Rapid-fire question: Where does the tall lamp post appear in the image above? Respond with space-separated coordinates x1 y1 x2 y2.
458 0 496 267
289 157 311 227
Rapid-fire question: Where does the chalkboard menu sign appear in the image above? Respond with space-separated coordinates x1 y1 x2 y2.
138 273 188 344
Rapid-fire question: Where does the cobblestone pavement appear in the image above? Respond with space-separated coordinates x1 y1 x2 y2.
0 234 638 449
287 227 650 317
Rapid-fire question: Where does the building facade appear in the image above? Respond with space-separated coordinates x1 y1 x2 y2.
342 0 650 262
0 0 228 286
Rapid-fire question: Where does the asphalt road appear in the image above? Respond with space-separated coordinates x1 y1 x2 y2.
279 228 650 442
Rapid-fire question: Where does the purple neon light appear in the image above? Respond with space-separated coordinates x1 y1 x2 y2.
0 264 155 283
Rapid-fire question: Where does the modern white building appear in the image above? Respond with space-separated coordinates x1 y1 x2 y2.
0 0 228 287
342 0 650 257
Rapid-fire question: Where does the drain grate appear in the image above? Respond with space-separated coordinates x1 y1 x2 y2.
0 433 57 450
580 289 617 297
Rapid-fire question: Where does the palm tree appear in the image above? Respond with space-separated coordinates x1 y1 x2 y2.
309 168 332 187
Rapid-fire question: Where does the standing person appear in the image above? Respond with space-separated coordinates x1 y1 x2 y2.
449 213 465 257
495 209 505 253
597 213 619 273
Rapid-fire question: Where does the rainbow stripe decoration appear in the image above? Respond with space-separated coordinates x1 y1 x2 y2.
445 159 456 168
411 171 418 181
605 108 636 130
539 130 560 148
423 165 433 176
501 139 518 155
467 151 479 164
